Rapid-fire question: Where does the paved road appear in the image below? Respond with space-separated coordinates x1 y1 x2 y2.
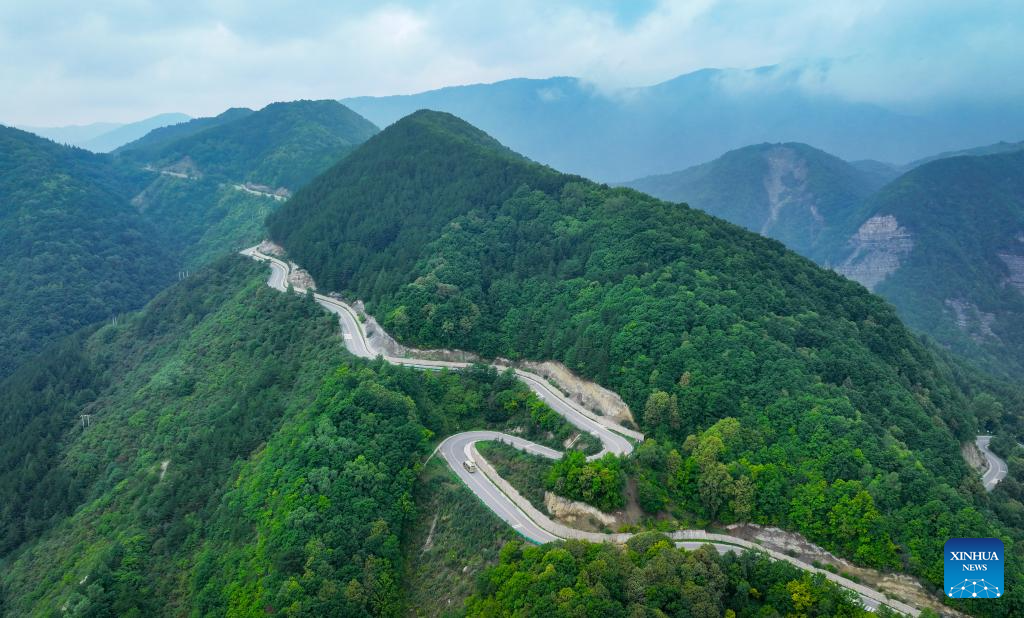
977 435 1008 491
243 246 919 616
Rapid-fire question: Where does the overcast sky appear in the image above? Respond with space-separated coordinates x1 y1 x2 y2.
2 0 1022 126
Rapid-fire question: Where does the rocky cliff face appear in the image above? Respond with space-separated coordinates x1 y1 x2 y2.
835 215 914 290
944 298 998 341
760 146 816 235
999 251 1024 293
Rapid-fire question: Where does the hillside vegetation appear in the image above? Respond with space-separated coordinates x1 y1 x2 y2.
126 100 378 190
629 143 1024 386
466 535 888 617
623 142 889 261
113 107 254 163
269 111 1024 610
0 125 174 379
0 256 591 616
860 151 1024 380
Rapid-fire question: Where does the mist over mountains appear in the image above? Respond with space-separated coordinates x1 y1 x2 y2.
21 113 191 153
343 65 1024 182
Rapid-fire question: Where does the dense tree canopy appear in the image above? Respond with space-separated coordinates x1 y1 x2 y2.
0 125 175 379
466 535 886 617
126 100 379 190
268 111 1024 609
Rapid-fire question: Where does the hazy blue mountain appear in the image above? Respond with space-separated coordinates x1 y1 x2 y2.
902 140 1024 171
19 121 121 145
22 113 190 152
342 66 1024 182
623 142 886 260
79 113 191 152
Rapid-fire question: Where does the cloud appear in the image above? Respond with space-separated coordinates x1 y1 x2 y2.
0 0 1021 125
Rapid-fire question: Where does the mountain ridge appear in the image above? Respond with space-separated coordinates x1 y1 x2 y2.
342 65 1024 181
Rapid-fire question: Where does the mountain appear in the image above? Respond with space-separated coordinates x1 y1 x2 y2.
116 100 379 273
269 111 1024 602
0 256 613 615
0 125 175 379
342 65 1024 182
623 142 889 260
131 100 378 191
0 100 375 380
22 113 190 152
835 150 1024 378
113 107 254 162
78 113 192 152
902 139 1024 171
630 141 1024 380
18 121 120 145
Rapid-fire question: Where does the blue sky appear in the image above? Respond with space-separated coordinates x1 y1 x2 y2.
1 0 1021 125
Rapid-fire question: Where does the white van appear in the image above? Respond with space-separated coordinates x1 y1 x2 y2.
463 459 478 473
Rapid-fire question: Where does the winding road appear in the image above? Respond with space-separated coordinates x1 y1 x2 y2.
243 246 920 616
977 435 1008 491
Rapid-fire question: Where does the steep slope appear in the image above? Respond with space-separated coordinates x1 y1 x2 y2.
0 125 174 378
0 256 589 615
836 150 1024 379
118 101 379 276
270 111 1022 601
138 100 378 191
113 107 254 163
623 142 886 260
342 65 1024 182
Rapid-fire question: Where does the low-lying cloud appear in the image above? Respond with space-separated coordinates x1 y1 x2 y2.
1 0 1020 125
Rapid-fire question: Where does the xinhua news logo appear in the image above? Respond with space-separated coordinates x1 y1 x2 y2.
945 538 1005 599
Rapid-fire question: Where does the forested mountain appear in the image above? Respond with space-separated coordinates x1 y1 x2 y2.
22 113 191 152
269 111 1024 609
342 64 1024 182
113 107 254 163
0 100 378 382
836 150 1024 379
626 143 1024 381
118 100 379 271
0 125 175 379
623 142 889 261
126 99 378 191
0 256 637 615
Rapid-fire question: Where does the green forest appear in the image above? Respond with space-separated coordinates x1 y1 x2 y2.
0 99 379 380
127 100 379 190
269 110 1024 613
0 125 174 379
5 105 1024 616
868 151 1024 380
466 535 899 617
0 257 595 615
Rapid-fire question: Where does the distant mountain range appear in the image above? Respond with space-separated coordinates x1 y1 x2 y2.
624 141 1024 379
342 65 1024 182
21 113 191 153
